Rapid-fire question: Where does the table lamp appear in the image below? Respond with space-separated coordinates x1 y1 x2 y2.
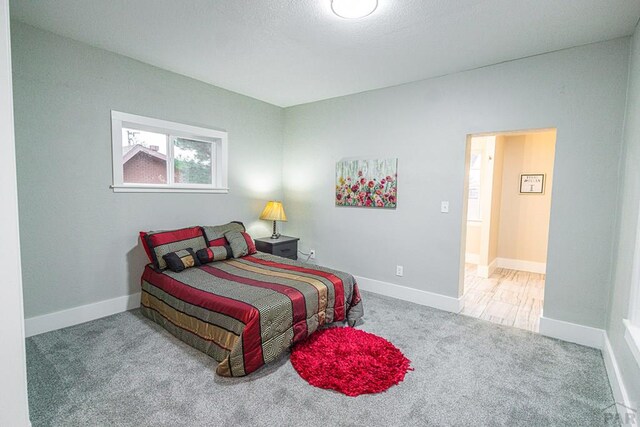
260 201 287 239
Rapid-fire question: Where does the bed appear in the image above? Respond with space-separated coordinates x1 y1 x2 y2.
140 248 363 377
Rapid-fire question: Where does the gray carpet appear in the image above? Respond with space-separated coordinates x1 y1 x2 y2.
26 291 616 426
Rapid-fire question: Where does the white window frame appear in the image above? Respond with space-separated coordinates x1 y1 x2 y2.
623 199 640 369
110 111 228 193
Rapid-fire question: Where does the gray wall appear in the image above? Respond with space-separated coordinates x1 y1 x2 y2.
11 22 284 318
608 22 640 406
283 38 629 329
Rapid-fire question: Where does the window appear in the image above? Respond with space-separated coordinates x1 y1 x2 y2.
467 150 482 221
111 111 228 193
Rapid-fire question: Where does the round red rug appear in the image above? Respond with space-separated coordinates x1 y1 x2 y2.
290 327 412 396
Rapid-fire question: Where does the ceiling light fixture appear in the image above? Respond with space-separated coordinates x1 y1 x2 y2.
331 0 378 19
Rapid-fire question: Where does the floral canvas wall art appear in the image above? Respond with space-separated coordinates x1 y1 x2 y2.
335 158 398 208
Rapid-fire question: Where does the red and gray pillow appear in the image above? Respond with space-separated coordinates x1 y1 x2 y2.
202 222 245 247
196 246 232 264
225 231 257 258
140 226 208 270
163 248 200 272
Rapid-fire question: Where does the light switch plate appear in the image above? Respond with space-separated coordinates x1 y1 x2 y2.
441 201 449 213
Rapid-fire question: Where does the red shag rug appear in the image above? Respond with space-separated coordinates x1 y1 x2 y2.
290 327 412 396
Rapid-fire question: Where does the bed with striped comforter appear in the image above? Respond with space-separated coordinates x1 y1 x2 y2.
140 252 364 377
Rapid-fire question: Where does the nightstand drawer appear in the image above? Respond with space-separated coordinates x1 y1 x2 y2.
272 243 296 258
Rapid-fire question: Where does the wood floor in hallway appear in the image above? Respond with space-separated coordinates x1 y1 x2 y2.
461 264 545 332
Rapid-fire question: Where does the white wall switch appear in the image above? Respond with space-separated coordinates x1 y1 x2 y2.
441 201 449 213
396 265 404 276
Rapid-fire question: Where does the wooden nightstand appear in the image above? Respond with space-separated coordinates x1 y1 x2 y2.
254 236 299 260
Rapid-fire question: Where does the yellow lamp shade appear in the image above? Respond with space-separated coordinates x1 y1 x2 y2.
260 201 287 222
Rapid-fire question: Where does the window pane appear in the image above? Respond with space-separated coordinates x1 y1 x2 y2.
173 137 213 185
467 152 482 221
122 128 167 184
470 152 482 170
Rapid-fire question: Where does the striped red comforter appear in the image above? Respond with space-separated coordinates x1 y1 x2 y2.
140 252 364 376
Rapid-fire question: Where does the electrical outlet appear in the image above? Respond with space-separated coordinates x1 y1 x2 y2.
441 201 449 213
309 249 316 259
396 265 404 276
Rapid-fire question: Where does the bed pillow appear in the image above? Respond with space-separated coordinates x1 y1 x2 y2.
139 232 154 262
163 248 201 273
196 246 232 264
142 226 208 270
203 222 245 247
225 231 257 258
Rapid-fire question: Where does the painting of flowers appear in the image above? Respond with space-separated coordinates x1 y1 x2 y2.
335 158 398 208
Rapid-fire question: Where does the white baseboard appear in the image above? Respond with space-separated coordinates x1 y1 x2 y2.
602 333 634 420
477 259 497 279
539 316 605 349
496 257 546 274
464 253 479 264
25 292 141 337
355 275 462 314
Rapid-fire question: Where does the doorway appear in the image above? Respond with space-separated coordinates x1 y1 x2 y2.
460 129 556 332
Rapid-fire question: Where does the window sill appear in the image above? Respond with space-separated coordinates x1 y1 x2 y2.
623 319 640 369
110 185 229 194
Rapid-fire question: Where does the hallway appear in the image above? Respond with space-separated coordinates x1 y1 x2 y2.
461 264 544 332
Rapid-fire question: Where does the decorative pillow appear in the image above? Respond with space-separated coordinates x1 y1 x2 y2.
208 237 227 247
196 246 232 264
225 231 257 258
203 222 245 247
142 226 208 270
163 248 200 273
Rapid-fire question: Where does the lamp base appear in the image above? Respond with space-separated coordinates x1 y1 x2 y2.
271 221 281 239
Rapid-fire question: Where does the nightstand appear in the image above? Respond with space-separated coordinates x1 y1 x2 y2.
254 236 299 260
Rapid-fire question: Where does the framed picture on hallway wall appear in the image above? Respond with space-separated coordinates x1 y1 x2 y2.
520 174 545 194
335 158 398 208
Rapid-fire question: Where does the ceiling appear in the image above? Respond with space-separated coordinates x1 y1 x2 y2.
10 0 640 107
